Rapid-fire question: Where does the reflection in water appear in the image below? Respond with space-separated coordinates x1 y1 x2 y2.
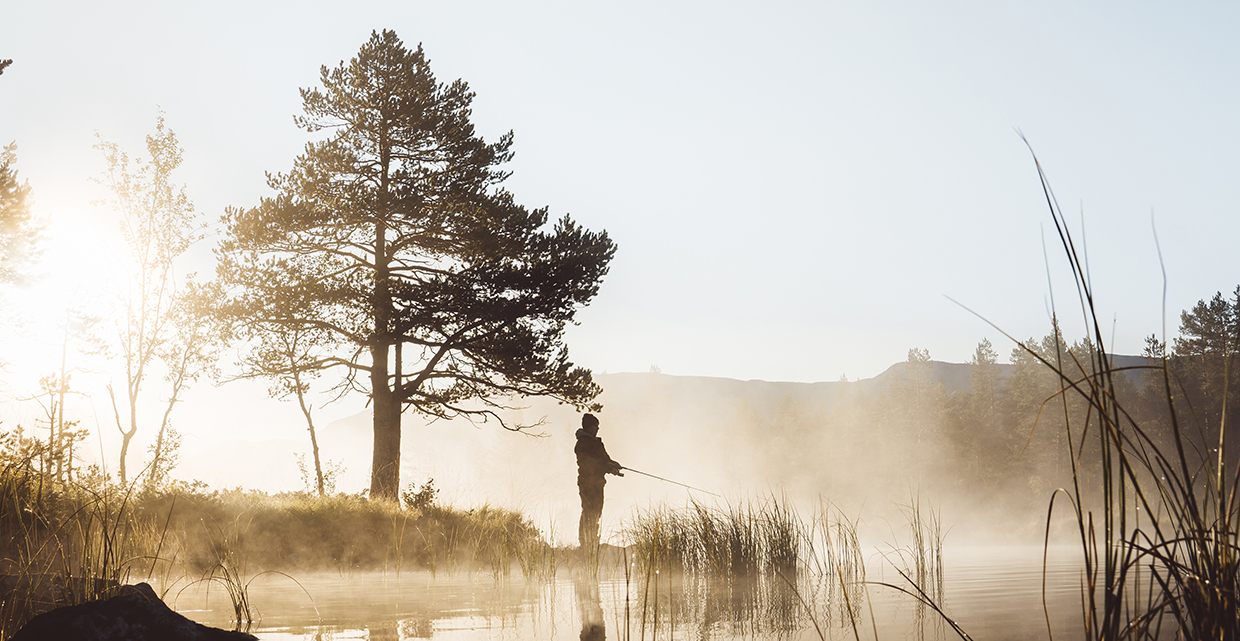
369 618 399 640
400 618 433 638
575 573 605 641
163 548 1086 640
633 572 801 639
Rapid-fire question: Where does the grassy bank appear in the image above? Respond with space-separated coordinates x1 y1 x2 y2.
0 471 548 636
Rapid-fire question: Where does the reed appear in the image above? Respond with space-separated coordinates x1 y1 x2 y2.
874 493 945 607
516 524 560 582
624 496 806 579
0 464 167 637
805 500 866 636
621 496 877 641
193 511 256 630
1005 146 1240 638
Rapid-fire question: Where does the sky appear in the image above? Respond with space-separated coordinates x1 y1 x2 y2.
2 2 1239 491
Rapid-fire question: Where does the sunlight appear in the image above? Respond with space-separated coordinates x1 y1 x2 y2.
1 203 122 402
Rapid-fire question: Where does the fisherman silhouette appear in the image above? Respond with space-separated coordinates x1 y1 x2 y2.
575 413 623 552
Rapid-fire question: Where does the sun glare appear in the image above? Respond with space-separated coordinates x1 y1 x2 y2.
1 203 123 405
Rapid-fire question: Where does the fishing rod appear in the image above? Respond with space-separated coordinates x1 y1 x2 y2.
621 466 721 498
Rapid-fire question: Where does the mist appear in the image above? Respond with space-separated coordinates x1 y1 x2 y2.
165 355 1123 548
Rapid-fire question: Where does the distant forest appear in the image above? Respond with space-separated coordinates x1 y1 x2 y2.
693 286 1240 534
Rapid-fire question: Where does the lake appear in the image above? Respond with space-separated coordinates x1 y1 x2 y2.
164 546 1101 640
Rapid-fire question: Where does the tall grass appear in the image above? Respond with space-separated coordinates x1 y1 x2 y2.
620 496 880 639
195 511 256 630
1001 147 1240 638
111 489 545 579
0 464 154 637
624 497 804 579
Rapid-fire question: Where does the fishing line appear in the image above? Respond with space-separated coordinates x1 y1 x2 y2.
620 467 721 497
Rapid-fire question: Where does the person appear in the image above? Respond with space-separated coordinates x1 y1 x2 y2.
575 413 623 551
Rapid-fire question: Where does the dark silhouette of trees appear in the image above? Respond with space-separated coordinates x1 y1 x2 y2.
1173 287 1240 444
216 30 615 500
893 348 947 445
1134 287 1240 470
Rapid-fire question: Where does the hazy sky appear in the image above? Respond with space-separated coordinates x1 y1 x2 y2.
2 2 1239 485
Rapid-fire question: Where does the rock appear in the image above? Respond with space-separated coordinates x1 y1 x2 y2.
10 583 257 641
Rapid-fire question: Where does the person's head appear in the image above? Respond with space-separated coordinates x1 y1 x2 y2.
582 413 599 435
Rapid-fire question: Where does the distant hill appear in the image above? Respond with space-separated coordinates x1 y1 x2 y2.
866 353 1150 396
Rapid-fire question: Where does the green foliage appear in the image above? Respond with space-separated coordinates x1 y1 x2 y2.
215 29 616 499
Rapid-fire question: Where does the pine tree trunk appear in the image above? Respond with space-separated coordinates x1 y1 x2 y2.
370 351 401 500
369 204 400 500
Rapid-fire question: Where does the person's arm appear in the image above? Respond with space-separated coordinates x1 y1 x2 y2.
594 438 624 476
605 447 623 476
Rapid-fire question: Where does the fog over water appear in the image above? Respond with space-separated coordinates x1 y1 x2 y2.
167 365 1086 547
162 547 1090 640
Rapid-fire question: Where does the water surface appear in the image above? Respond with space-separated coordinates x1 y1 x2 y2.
165 546 1099 640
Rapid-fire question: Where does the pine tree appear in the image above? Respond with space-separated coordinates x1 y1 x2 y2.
216 30 616 499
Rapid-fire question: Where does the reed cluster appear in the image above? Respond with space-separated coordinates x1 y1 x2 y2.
1022 149 1239 638
619 498 894 640
620 498 811 640
624 498 804 579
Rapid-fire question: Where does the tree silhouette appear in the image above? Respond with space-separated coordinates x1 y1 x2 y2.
1157 286 1240 469
216 30 616 500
